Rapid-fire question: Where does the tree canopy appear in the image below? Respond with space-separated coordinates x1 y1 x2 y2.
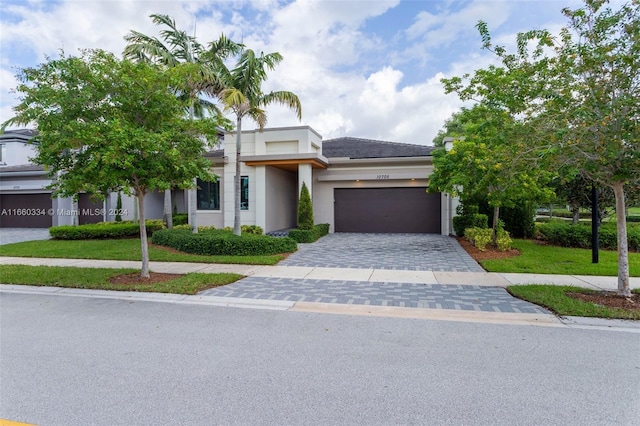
3 49 223 277
436 0 639 295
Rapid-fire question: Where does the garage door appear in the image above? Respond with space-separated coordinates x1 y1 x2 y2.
334 187 441 233
0 193 53 228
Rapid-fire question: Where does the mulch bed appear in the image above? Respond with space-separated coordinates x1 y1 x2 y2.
565 292 640 312
456 237 520 261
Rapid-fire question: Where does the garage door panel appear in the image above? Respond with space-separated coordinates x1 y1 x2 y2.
334 188 440 233
0 193 53 228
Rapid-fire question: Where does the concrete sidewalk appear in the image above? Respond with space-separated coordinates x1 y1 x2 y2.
1 256 638 291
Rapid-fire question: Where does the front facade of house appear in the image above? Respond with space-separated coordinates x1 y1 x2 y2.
192 125 455 235
0 126 457 234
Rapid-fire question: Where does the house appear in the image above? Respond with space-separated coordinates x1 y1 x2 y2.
0 130 103 227
0 126 457 234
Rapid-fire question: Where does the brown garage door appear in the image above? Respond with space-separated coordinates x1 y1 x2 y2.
0 193 53 228
334 187 441 233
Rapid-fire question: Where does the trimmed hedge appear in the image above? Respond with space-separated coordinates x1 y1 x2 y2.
536 222 640 251
49 220 165 240
151 228 297 256
288 223 330 243
452 213 488 236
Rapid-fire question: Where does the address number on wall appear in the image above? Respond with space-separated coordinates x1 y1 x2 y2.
376 174 390 180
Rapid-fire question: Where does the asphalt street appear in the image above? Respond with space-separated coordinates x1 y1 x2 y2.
1 292 639 426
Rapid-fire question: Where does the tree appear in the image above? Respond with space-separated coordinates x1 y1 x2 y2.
123 14 240 231
217 49 302 236
297 182 314 230
544 0 639 296
439 0 639 296
429 105 554 242
3 49 222 277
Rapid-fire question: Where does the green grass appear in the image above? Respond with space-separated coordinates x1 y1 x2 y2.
508 285 640 320
0 238 285 265
481 239 640 276
0 264 242 294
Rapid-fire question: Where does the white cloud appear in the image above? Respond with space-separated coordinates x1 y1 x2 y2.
1 0 575 145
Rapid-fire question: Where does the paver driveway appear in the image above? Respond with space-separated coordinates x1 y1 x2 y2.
0 228 50 245
279 233 484 272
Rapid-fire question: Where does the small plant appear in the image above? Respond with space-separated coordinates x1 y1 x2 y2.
465 227 493 251
241 225 263 235
115 192 123 222
297 182 314 230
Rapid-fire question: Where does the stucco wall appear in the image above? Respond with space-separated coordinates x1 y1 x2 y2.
265 166 297 233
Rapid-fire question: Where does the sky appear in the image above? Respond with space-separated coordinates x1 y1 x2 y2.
0 0 587 146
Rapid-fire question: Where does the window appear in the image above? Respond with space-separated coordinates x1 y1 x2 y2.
0 144 5 164
241 176 249 210
197 178 220 210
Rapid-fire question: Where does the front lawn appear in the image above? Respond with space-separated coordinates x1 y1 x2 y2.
508 285 640 320
0 238 285 265
480 239 640 276
0 265 242 294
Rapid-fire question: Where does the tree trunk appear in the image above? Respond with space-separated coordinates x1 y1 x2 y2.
187 103 198 234
572 207 580 225
612 181 630 296
163 189 173 229
233 115 242 236
492 205 500 245
137 189 150 278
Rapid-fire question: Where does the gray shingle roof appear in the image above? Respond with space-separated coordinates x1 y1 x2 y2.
322 137 434 159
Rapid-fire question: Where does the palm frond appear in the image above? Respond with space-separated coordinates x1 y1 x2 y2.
262 91 302 120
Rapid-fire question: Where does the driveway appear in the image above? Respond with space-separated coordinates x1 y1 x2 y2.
279 233 484 272
0 228 51 245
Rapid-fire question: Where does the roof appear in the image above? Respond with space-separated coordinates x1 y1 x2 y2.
0 129 38 142
0 163 45 173
321 137 435 159
204 149 224 158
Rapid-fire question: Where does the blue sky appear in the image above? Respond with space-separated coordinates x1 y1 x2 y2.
0 0 587 145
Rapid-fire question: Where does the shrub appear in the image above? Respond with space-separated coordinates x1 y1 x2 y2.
453 213 488 236
536 221 640 251
172 213 188 225
241 225 263 235
49 219 165 240
288 223 330 243
115 192 123 222
151 228 297 256
297 182 314 230
464 227 493 251
499 203 536 238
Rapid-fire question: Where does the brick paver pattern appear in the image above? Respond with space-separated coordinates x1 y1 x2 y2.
200 277 549 314
279 233 484 272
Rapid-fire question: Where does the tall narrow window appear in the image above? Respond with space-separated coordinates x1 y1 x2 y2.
241 176 249 210
197 178 220 210
0 144 6 164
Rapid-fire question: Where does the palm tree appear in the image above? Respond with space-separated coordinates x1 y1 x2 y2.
123 14 241 230
217 49 302 235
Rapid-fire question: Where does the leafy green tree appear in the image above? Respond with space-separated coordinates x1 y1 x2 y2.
429 105 553 242
218 49 302 236
123 14 240 231
4 50 221 277
297 182 314 230
461 0 639 295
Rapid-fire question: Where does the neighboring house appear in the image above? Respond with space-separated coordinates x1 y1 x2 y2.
0 126 457 234
0 130 103 227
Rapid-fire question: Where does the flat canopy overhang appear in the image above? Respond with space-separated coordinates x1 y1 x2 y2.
243 153 329 172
